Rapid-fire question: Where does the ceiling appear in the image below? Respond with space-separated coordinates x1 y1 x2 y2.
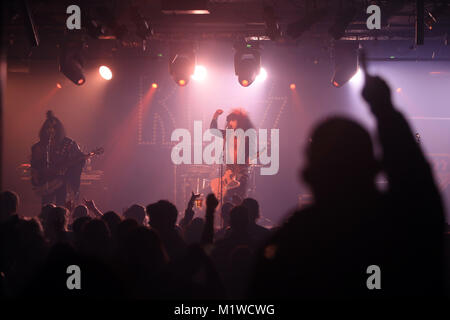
3 0 450 60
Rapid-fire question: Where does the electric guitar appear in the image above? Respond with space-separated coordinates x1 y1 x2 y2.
32 147 104 197
210 169 241 203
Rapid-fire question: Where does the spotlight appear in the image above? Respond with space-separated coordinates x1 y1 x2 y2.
152 83 158 89
290 83 296 90
331 42 358 88
192 65 207 81
59 41 85 85
349 68 363 88
169 43 196 86
234 43 261 87
99 66 112 80
56 83 62 89
256 67 267 82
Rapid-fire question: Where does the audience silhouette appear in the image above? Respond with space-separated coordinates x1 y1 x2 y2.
0 74 447 300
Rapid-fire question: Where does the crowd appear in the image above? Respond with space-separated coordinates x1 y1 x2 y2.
0 75 449 299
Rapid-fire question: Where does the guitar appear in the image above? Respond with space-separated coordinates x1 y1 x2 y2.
210 169 241 203
32 147 104 197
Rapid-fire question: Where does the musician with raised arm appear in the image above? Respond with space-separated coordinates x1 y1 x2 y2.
210 108 254 203
31 111 85 206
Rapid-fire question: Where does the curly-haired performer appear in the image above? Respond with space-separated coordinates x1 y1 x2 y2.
210 108 255 203
31 111 85 206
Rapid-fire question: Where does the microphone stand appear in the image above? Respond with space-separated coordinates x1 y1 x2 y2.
45 135 53 194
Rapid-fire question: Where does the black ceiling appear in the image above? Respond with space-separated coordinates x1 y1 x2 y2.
3 0 450 59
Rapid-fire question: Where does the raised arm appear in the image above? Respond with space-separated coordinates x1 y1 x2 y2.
362 75 444 224
201 193 218 245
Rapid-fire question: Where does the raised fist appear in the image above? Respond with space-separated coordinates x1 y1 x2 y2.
362 75 393 112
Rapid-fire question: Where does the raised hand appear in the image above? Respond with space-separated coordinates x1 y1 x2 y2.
83 198 102 216
362 75 393 111
213 109 224 119
188 191 201 209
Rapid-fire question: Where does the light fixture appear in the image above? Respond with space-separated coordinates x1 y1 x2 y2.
169 43 196 86
59 41 85 85
234 42 261 87
331 42 358 88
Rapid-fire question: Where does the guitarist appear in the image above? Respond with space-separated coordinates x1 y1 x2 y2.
31 111 85 206
210 108 254 202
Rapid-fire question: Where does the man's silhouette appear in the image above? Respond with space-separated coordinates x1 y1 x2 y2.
249 75 445 298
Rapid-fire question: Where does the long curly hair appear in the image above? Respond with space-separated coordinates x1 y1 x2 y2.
39 110 66 144
226 108 254 131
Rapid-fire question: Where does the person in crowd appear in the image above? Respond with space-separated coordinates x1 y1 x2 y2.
249 74 445 298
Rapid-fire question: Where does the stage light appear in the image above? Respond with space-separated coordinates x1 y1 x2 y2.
290 83 296 90
56 83 62 89
331 42 358 88
169 44 196 86
349 68 363 85
192 65 207 81
152 83 158 89
99 66 112 80
396 88 402 93
234 43 261 87
256 67 267 82
59 42 85 86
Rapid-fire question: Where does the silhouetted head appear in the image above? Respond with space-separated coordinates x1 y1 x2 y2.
184 217 205 245
81 219 111 258
38 203 56 227
226 108 254 130
39 110 66 144
122 226 168 270
72 205 88 221
146 200 178 231
72 216 91 236
221 202 233 228
230 205 249 232
0 190 19 221
44 206 68 234
242 198 259 222
101 211 122 235
123 204 146 225
302 117 379 203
